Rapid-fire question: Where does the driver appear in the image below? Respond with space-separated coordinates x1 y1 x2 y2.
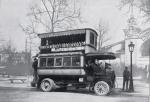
90 59 102 75
86 59 103 75
85 60 94 75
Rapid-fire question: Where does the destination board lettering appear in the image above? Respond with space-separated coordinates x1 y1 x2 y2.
39 42 85 50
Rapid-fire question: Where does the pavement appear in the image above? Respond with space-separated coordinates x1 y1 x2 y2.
115 77 149 97
0 75 149 102
0 75 33 88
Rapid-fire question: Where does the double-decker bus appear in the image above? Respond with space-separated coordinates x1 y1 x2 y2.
34 28 116 96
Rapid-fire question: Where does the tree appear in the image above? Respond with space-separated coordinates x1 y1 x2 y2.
95 20 110 51
139 0 150 21
1 40 16 65
21 0 81 34
120 0 150 22
20 0 81 56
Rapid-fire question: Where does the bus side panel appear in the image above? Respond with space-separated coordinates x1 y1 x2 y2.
37 68 86 76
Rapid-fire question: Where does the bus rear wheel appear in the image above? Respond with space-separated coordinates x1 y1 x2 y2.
40 78 54 92
94 81 110 96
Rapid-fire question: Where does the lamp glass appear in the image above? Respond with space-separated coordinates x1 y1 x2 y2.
128 42 135 52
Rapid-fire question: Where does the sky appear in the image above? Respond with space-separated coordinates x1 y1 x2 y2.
0 0 130 52
0 0 31 50
79 0 127 44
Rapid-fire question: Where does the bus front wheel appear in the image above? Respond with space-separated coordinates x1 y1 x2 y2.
40 78 54 92
94 81 110 96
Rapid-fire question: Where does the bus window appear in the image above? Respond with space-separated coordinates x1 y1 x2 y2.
40 58 46 67
41 38 46 46
90 32 97 47
72 56 80 66
94 36 97 47
90 33 95 45
63 57 71 66
55 58 62 66
47 58 54 66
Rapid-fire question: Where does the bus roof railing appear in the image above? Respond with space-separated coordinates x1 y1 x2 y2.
38 28 97 38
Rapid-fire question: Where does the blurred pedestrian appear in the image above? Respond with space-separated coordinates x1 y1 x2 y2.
122 66 130 91
31 57 38 87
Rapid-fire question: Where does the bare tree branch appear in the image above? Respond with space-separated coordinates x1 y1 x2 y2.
19 0 82 55
119 0 150 22
95 20 110 51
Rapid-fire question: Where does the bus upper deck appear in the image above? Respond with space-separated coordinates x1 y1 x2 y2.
38 28 98 54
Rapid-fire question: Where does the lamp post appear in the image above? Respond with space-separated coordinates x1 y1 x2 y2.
128 41 135 92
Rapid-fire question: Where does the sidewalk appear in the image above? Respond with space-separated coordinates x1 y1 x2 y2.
114 77 149 97
0 75 33 88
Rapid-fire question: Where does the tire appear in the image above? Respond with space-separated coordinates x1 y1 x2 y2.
40 78 54 92
94 81 110 96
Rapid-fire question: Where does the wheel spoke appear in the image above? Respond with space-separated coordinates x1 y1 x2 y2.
94 81 110 96
40 78 54 92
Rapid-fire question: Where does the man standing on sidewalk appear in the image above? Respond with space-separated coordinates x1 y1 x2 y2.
31 58 38 87
122 66 130 91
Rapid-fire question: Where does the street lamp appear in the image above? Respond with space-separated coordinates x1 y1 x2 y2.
128 41 135 92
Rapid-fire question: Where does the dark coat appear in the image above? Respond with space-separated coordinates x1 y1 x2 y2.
90 63 102 74
32 60 38 70
123 69 130 80
86 65 94 75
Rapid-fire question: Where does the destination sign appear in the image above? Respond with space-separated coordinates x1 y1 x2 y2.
39 42 85 49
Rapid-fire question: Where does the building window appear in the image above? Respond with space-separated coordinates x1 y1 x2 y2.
40 58 46 67
55 57 62 66
47 58 54 66
63 57 71 66
72 56 80 66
